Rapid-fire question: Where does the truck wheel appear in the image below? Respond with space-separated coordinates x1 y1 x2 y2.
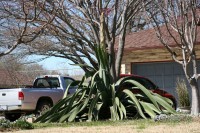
5 113 21 122
35 101 52 117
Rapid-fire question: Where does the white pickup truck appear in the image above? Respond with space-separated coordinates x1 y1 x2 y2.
0 75 77 121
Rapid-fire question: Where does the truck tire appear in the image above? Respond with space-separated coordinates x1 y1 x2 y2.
5 113 21 122
35 101 52 117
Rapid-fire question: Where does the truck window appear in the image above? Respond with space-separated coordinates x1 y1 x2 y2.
34 77 60 88
64 77 74 89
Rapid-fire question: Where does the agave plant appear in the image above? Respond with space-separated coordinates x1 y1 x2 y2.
34 45 176 123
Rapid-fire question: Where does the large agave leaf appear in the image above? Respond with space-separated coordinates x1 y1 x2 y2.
39 89 84 123
45 113 62 123
89 70 100 88
58 100 88 123
110 105 119 121
65 89 84 110
60 94 91 122
88 92 101 121
115 97 126 119
48 89 87 122
63 74 100 122
75 89 87 104
34 95 72 123
101 69 110 89
153 93 176 114
59 112 72 123
139 101 157 118
99 90 109 104
58 103 81 122
95 47 110 87
95 45 108 71
141 101 162 114
119 79 161 111
68 102 84 122
63 80 80 98
93 102 103 120
123 89 147 119
108 83 119 121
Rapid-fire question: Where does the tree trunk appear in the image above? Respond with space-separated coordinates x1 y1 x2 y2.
190 79 200 116
115 31 126 80
108 41 116 82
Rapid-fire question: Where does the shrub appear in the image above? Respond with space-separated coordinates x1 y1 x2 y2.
0 118 12 129
13 119 34 129
176 78 190 107
0 118 34 131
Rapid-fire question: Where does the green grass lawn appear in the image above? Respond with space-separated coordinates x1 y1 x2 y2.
33 114 192 130
0 114 194 132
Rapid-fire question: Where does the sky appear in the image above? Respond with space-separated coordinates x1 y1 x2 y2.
31 56 84 76
38 57 71 70
27 55 72 70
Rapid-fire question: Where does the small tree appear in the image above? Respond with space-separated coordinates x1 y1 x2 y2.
143 0 200 115
0 55 48 87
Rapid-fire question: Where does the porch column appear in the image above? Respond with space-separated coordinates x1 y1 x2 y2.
121 63 131 74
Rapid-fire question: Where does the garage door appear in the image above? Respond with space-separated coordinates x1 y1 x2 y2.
132 62 197 98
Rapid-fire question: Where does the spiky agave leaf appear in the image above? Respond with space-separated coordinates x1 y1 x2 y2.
63 80 80 98
116 78 160 110
122 89 147 119
139 101 157 118
88 92 101 121
116 76 176 118
153 93 176 114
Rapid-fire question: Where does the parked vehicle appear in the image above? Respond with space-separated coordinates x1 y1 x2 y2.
120 74 177 109
0 75 77 121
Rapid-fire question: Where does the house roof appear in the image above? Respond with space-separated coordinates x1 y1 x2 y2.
123 26 200 51
122 8 200 51
124 28 164 50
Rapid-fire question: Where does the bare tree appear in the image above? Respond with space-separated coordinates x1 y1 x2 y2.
0 55 24 71
0 54 48 87
10 0 147 81
0 55 68 89
0 0 54 57
0 55 24 86
143 0 200 115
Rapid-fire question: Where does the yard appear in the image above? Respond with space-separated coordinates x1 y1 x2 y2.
2 115 200 133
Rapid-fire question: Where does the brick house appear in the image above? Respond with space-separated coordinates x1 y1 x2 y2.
120 27 200 97
0 69 32 88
